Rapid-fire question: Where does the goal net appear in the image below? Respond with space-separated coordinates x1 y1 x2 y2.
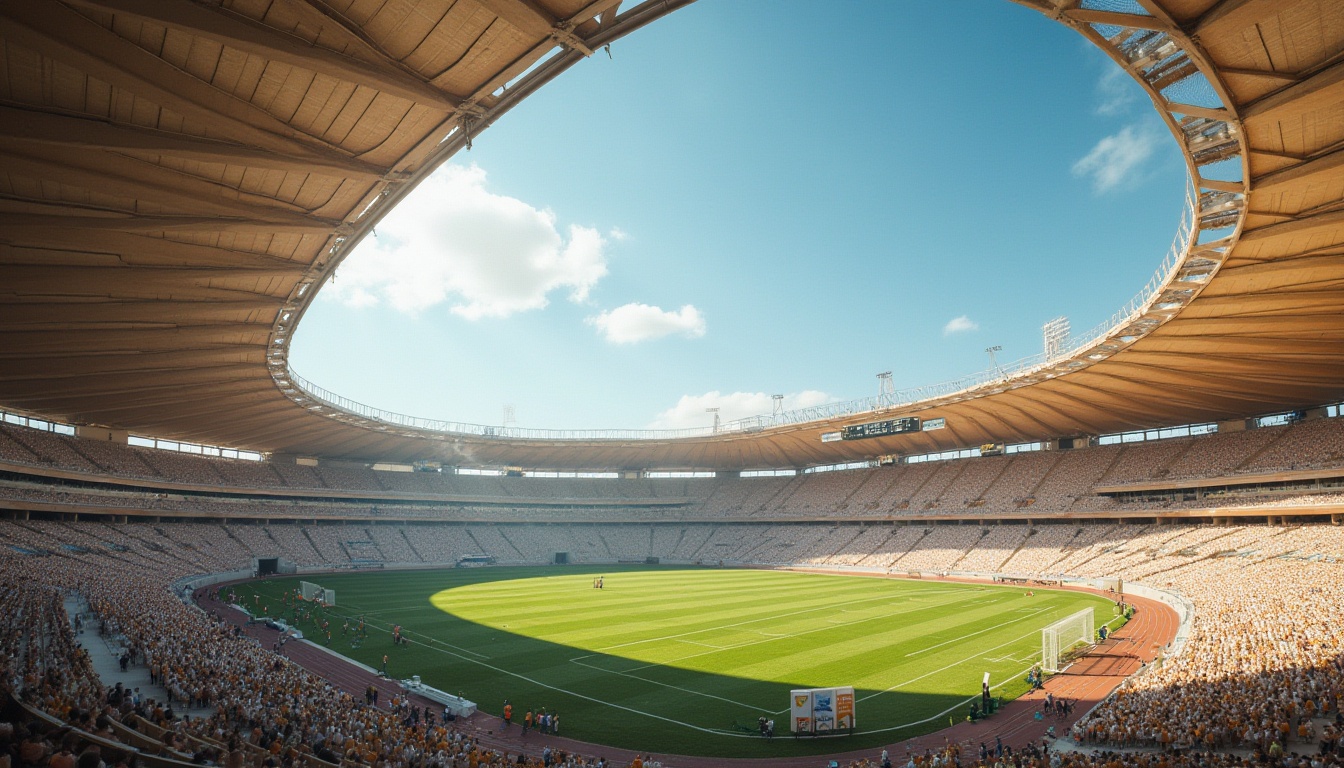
1041 608 1094 673
300 581 322 601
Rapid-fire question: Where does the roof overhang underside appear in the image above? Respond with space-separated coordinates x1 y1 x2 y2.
0 0 1342 470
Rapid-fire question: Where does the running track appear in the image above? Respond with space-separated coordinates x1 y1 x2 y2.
196 571 1179 768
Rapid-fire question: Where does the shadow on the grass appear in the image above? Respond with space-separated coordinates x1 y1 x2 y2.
230 564 1074 759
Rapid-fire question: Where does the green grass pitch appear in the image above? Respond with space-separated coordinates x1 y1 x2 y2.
231 566 1117 757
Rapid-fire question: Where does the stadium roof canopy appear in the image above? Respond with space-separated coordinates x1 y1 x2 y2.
1 0 1342 470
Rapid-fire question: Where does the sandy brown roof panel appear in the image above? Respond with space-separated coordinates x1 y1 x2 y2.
0 0 1341 471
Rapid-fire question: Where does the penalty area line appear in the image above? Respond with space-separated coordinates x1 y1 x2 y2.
903 607 1051 657
857 622 1047 704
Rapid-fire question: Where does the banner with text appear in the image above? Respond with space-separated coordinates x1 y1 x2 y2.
790 686 855 733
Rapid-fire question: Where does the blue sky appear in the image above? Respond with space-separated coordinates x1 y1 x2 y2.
291 1 1188 432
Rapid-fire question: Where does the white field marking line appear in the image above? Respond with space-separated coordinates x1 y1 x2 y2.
982 652 1038 664
589 587 968 654
843 661 1040 738
618 594 999 675
568 656 763 711
903 607 1051 657
320 586 1051 740
673 638 728 649
855 622 1049 704
886 588 983 606
768 624 1037 720
339 625 774 739
317 604 491 659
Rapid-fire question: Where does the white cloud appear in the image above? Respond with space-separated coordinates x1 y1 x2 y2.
1071 124 1161 193
1095 66 1138 116
647 390 836 430
943 315 979 336
323 163 609 318
588 303 706 344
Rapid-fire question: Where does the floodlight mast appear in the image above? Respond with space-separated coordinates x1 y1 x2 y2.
985 346 1008 382
706 407 720 434
877 372 895 398
1043 317 1071 361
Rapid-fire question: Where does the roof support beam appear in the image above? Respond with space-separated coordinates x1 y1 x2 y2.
0 229 309 269
83 391 288 425
1165 102 1228 120
1198 178 1245 193
0 213 344 236
0 349 264 382
1241 57 1344 121
569 0 626 28
1219 66 1299 83
284 0 464 101
0 366 262 398
0 149 341 228
471 0 600 55
1238 208 1344 243
1190 0 1279 39
0 107 387 180
1100 359 1341 399
0 2 362 165
0 301 280 327
1253 145 1344 191
1063 9 1168 31
0 325 273 356
1003 391 1108 436
475 0 558 34
60 0 461 111
1053 374 1228 418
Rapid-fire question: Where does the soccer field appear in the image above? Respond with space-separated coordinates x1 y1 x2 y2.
232 566 1116 757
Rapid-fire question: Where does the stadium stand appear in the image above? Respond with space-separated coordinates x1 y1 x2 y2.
6 417 1344 525
7 416 1344 527
2 514 1342 768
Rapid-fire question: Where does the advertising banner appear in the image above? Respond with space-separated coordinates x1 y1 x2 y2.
790 689 813 734
791 686 856 733
835 686 855 729
812 688 836 732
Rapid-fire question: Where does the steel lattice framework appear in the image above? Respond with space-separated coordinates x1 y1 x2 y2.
0 0 1341 470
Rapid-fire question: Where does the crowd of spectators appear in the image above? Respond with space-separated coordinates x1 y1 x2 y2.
1070 553 1342 756
0 516 1341 768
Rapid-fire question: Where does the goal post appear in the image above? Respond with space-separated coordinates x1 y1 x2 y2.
1041 608 1094 673
298 582 335 605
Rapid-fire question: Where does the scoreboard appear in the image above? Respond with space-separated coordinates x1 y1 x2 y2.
840 416 921 441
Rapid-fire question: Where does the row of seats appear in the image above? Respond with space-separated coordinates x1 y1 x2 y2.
4 417 1344 514
2 473 1341 523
